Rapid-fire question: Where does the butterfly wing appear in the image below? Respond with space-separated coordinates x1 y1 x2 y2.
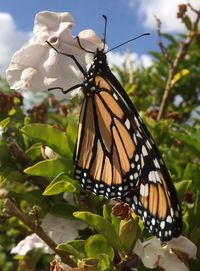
74 77 139 199
74 71 182 241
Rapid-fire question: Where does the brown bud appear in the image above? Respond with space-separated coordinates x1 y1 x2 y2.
28 103 47 123
147 108 159 121
177 4 187 18
112 201 132 220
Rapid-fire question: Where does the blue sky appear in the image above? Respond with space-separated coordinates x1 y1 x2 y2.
0 0 157 54
0 0 199 75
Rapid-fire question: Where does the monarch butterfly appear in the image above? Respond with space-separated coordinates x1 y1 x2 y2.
47 16 182 241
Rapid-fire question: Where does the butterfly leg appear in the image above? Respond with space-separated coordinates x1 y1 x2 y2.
48 84 82 94
46 41 86 77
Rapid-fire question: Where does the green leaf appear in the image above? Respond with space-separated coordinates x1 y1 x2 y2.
20 189 45 206
183 15 192 30
171 69 189 87
0 143 12 165
149 51 165 62
85 234 114 260
126 84 137 95
175 180 192 203
5 170 25 183
171 126 200 157
24 158 72 177
80 258 99 270
190 226 200 245
0 117 10 129
49 203 78 219
25 143 42 160
97 254 112 271
21 123 72 159
119 218 140 255
193 190 200 227
43 173 76 195
66 113 78 153
73 211 122 250
57 243 84 259
103 204 121 234
67 240 85 254
162 33 179 45
183 164 200 189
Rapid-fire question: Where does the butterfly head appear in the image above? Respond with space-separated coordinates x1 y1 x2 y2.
92 48 108 70
82 48 109 93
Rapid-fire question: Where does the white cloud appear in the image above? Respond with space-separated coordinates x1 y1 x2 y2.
0 13 31 76
107 51 153 69
130 0 200 32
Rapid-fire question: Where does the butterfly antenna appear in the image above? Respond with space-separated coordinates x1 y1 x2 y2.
76 36 95 54
102 15 107 50
106 33 150 53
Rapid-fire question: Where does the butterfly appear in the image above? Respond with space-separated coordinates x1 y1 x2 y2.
46 16 182 241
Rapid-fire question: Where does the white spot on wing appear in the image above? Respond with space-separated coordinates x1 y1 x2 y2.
153 158 160 169
75 175 80 179
160 221 165 229
175 211 179 218
135 154 139 162
134 116 140 128
133 195 137 203
136 131 142 138
129 174 134 180
140 154 144 168
140 183 149 197
142 145 148 156
134 172 139 179
125 119 131 130
149 171 156 183
131 163 135 168
133 133 137 144
166 215 172 223
146 140 152 150
113 93 118 100
155 171 161 183
170 208 174 217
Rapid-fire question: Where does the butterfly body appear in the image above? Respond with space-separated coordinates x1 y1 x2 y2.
73 47 182 241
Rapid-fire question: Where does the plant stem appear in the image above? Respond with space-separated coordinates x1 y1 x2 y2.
157 6 200 121
4 199 77 268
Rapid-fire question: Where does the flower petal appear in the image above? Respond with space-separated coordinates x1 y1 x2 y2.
159 249 189 271
11 233 45 255
168 236 197 259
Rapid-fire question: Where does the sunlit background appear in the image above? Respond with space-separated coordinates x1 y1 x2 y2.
0 0 199 76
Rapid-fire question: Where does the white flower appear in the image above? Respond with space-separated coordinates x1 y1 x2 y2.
0 126 3 140
6 11 102 100
11 233 45 255
42 213 86 253
11 213 86 255
41 145 57 159
134 236 197 271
